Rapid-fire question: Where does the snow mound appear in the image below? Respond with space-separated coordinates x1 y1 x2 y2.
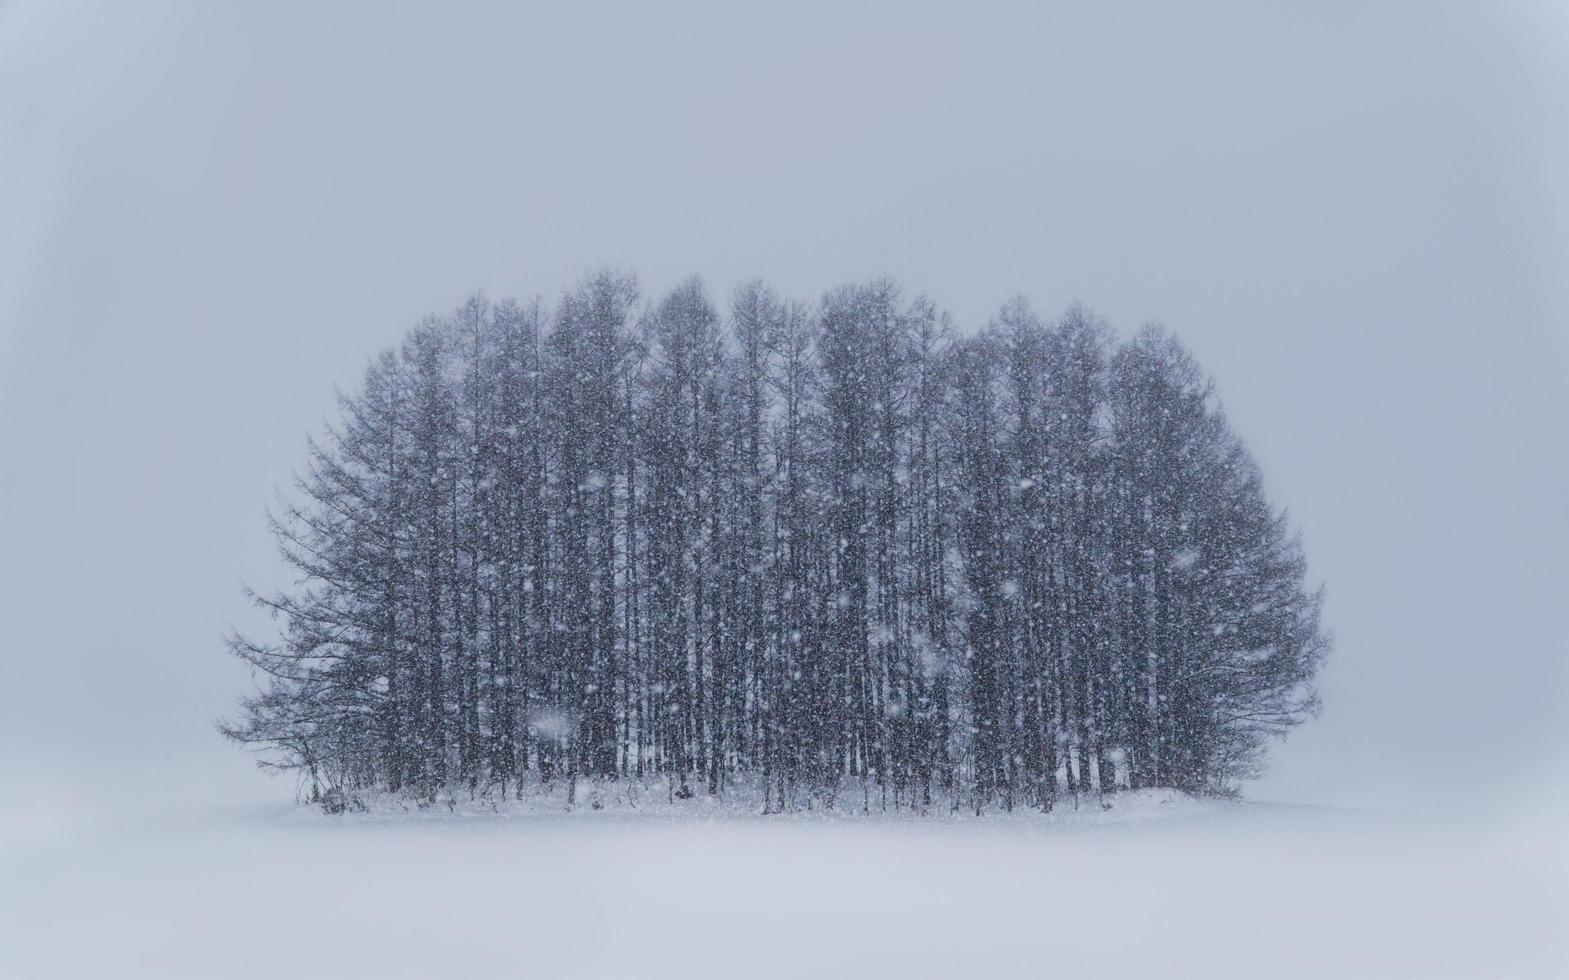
285 775 1236 829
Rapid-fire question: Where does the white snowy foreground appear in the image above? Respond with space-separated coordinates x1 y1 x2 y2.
1 787 1564 980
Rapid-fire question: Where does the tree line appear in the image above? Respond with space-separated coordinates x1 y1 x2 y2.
222 269 1328 811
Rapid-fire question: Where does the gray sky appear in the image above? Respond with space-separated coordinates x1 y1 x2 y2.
3 1 1566 818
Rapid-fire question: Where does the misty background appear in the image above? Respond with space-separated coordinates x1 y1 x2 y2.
2 1 1565 828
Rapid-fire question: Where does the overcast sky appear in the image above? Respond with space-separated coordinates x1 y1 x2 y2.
3 1 1566 820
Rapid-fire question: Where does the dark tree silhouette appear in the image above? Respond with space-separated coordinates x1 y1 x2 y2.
223 269 1328 810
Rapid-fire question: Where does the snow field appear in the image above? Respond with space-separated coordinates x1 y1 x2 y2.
2 791 1563 979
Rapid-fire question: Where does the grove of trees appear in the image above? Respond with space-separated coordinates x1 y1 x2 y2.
222 270 1328 812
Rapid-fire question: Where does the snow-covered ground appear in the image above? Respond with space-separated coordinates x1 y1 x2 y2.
2 786 1563 980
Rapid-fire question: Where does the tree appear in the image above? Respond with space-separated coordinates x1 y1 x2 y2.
223 271 1329 810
